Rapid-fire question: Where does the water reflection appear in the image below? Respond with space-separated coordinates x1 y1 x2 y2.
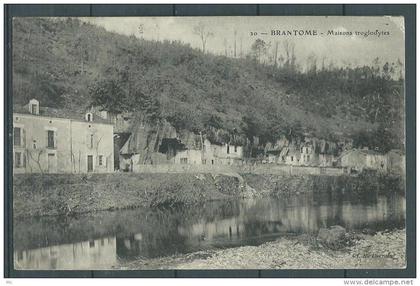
14 191 405 270
14 237 116 270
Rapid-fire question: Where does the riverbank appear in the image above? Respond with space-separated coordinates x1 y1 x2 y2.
13 173 240 218
116 229 406 270
13 172 404 218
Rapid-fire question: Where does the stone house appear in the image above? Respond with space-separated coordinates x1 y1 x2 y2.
300 143 319 166
13 99 114 174
266 153 278 164
386 149 405 175
365 150 388 171
174 139 243 165
319 154 335 167
338 149 387 172
174 149 203 165
93 109 134 133
119 122 244 170
284 147 301 166
263 141 284 164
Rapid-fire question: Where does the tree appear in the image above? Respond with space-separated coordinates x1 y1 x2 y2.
89 79 127 113
382 62 392 80
250 39 268 64
131 89 161 123
193 22 214 53
372 57 381 76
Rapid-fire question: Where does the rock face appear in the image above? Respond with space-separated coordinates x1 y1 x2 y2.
317 225 347 249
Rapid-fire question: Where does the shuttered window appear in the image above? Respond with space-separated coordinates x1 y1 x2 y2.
13 127 21 146
14 152 22 168
47 130 55 148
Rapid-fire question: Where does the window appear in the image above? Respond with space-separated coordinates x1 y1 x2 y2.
306 148 309 154
14 152 22 168
13 127 21 146
31 104 38 115
227 145 230 154
47 130 55 148
86 113 93 122
98 155 103 166
180 158 188 164
234 145 237 152
90 134 94 149
291 156 294 162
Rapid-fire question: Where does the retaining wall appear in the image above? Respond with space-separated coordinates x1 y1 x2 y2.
132 163 347 176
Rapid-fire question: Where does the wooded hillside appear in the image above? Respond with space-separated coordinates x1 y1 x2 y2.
12 17 405 152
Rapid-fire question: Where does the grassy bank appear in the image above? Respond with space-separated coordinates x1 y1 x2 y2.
13 172 404 218
13 173 242 218
116 229 406 270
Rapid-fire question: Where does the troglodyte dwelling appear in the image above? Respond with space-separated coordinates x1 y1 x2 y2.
13 99 114 174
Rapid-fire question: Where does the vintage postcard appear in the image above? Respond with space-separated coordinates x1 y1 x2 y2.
11 16 406 270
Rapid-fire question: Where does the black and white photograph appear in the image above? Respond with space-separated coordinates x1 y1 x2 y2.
9 14 408 272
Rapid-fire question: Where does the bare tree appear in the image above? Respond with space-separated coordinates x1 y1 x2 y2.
321 56 326 71
273 41 279 67
223 38 228 57
193 22 214 53
26 148 45 174
240 36 243 58
396 58 404 80
283 40 297 71
306 52 317 73
154 23 160 41
137 24 144 39
233 30 237 58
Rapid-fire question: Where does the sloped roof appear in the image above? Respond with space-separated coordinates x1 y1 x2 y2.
387 149 405 155
336 148 382 160
13 103 111 124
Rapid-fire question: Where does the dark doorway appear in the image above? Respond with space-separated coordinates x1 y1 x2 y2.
87 155 93 172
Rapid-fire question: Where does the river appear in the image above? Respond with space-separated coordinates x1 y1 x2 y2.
13 190 405 270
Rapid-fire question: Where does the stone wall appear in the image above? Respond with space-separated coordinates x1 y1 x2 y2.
132 163 347 176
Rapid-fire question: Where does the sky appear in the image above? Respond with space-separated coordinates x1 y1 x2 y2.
84 16 405 69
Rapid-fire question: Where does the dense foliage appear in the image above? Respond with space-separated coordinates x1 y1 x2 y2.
13 18 404 152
